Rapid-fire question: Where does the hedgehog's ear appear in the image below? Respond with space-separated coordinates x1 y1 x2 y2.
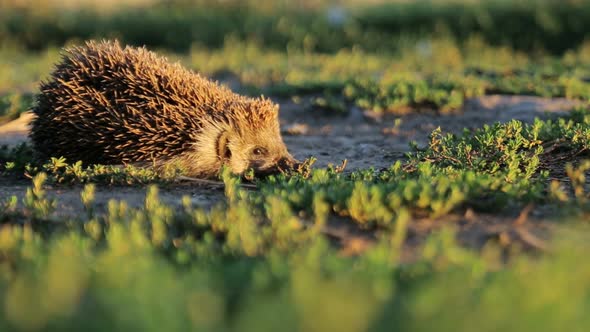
217 130 232 162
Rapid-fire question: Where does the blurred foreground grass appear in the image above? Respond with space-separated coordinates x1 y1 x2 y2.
1 200 590 332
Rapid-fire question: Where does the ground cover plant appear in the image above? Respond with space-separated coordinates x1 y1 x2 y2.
2 0 590 331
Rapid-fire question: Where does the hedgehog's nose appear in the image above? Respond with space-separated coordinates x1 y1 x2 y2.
277 156 300 172
251 156 301 178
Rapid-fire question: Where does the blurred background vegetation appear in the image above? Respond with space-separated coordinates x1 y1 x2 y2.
2 0 590 54
3 0 590 115
2 1 590 331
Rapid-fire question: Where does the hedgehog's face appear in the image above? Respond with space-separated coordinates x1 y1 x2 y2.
217 125 299 177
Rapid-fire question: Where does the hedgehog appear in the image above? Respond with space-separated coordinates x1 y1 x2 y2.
29 40 299 178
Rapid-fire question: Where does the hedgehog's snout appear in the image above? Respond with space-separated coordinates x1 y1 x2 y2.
277 156 301 172
249 155 300 177
272 155 303 176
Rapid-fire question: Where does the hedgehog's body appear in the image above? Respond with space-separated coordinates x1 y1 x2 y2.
30 40 297 178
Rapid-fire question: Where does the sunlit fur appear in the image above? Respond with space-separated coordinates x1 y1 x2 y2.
30 40 297 178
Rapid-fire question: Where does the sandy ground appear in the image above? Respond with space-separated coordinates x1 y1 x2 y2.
279 95 577 169
0 95 579 253
0 112 33 147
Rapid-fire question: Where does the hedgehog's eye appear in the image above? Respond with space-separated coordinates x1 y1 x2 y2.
252 147 267 157
217 131 232 161
224 146 232 160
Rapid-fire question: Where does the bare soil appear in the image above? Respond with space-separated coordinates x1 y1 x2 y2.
279 95 577 169
0 95 579 253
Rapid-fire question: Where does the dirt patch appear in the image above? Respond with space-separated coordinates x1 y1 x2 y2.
0 178 225 219
280 95 578 169
0 112 32 146
320 206 554 259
